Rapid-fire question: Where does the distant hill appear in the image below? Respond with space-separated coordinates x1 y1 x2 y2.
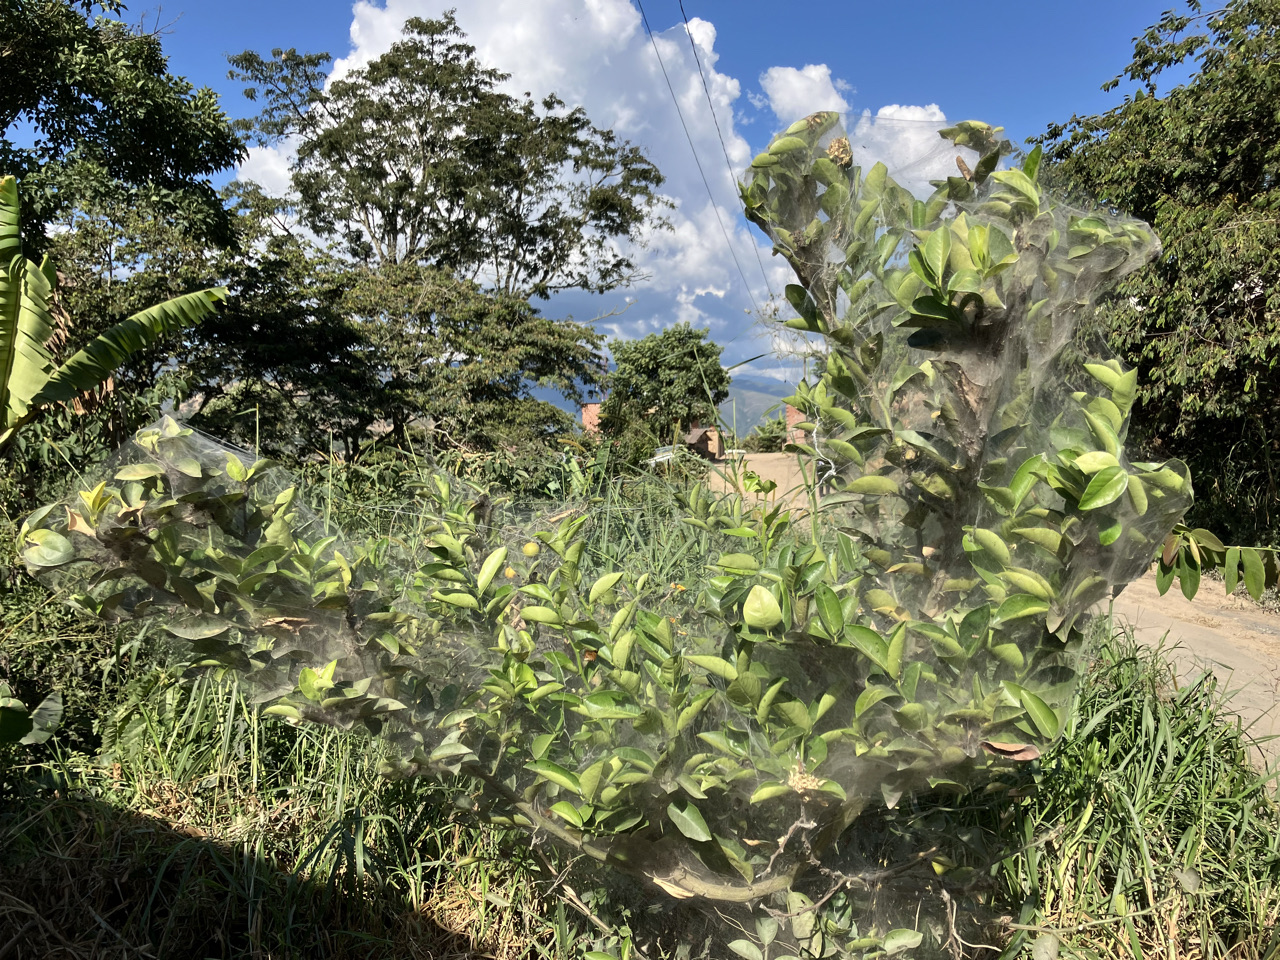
718 374 796 440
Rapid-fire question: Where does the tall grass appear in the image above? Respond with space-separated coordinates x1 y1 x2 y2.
2 669 605 958
994 627 1280 959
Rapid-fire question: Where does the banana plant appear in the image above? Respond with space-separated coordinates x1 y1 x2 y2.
0 174 226 451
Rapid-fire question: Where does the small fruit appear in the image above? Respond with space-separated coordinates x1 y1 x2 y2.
522 542 541 558
503 566 517 579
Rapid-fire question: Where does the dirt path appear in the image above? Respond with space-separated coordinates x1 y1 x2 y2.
709 454 1280 765
1110 573 1280 764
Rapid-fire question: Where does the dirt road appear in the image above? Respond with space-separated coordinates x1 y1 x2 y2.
1110 573 1280 764
709 454 1280 765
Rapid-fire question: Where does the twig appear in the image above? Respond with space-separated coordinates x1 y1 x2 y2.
0 919 39 960
940 889 999 955
764 811 816 877
0 891 80 953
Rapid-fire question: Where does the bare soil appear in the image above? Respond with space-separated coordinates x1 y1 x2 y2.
710 454 1280 766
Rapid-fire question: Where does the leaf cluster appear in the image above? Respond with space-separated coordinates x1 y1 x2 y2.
1 0 245 249
1036 0 1280 542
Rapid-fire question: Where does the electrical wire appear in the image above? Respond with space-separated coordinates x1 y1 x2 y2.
634 0 762 318
676 0 777 302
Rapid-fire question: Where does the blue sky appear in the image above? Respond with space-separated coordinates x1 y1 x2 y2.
145 0 1185 379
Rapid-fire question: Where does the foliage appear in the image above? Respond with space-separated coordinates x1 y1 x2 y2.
15 105 1280 957
1036 0 1280 545
6 452 1279 955
13 108 1223 926
742 410 788 454
0 174 225 452
0 676 598 958
339 262 606 453
0 0 244 250
0 681 60 745
599 322 732 452
228 13 667 298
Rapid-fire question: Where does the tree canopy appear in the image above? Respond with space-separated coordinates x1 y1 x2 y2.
228 13 667 298
600 323 731 450
1 0 244 248
1037 0 1280 541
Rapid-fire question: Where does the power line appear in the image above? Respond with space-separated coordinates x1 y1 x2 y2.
634 0 762 319
676 0 776 302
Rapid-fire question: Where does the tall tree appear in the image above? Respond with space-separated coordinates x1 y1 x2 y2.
1 0 244 249
228 13 667 298
600 323 731 452
1037 0 1280 542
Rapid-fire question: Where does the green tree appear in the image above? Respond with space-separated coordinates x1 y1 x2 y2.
1037 0 1280 543
600 323 731 452
338 263 605 454
228 13 667 298
1 0 244 249
221 14 658 457
31 180 377 461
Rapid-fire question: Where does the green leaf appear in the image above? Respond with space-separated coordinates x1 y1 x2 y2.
588 571 624 603
32 288 226 407
728 940 764 960
970 527 1011 565
846 475 899 496
684 655 738 682
115 463 165 481
1077 466 1128 510
855 684 897 717
1178 550 1202 601
749 781 791 803
996 594 1050 622
521 604 562 625
742 584 783 631
666 800 712 842
524 759 581 794
164 615 231 640
922 229 951 287
434 591 480 611
814 583 843 636
531 733 554 760
22 528 75 567
549 800 583 829
715 553 760 574
1242 547 1266 601
1225 546 1240 596
883 929 925 954
476 546 507 596
845 624 891 674
991 168 1040 205
1013 684 1061 740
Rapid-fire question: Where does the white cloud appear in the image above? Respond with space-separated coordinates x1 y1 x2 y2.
238 140 294 198
844 103 965 191
759 64 851 127
236 1 956 381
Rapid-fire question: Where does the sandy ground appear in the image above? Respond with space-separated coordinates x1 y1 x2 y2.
1109 573 1280 764
708 454 1280 766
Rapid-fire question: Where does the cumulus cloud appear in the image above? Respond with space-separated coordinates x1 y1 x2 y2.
238 141 294 198
759 64 851 127
844 103 964 192
237 0 954 377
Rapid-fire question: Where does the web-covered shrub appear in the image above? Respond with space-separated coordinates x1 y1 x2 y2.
18 117 1199 946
